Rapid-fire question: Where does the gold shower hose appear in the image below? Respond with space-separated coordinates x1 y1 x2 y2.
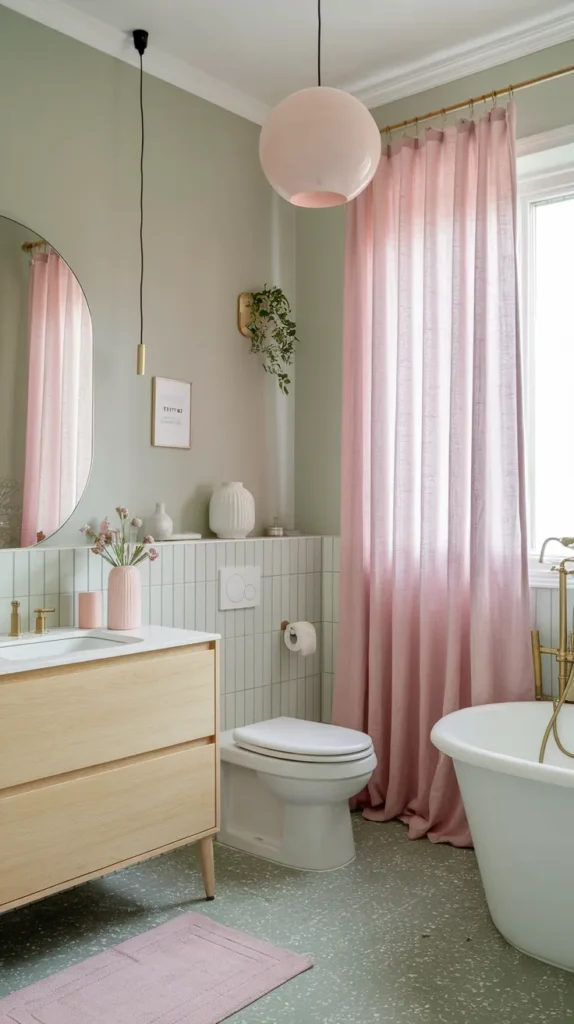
539 662 574 763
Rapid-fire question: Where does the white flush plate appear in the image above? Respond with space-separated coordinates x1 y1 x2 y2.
219 566 261 611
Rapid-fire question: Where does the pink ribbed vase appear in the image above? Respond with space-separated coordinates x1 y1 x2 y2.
107 565 142 630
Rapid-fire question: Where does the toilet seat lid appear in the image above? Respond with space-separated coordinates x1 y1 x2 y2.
232 717 374 763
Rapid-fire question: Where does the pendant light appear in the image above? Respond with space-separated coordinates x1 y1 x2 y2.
259 0 381 208
133 28 148 375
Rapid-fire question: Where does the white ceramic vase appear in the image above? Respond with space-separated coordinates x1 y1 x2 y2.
209 482 255 540
147 502 173 541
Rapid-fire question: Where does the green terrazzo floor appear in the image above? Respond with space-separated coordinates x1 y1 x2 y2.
1 816 574 1022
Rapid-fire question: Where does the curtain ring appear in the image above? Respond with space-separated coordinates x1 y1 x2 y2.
508 85 515 102
468 98 474 120
441 108 447 129
414 117 419 138
386 127 392 147
491 90 497 108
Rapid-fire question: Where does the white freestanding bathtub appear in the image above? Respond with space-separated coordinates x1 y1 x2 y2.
431 701 574 971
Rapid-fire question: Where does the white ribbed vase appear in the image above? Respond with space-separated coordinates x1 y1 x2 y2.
209 482 255 540
107 565 142 630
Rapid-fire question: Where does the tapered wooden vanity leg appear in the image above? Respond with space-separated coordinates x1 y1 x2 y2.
197 836 215 901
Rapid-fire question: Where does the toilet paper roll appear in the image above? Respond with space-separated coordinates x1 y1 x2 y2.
284 621 316 656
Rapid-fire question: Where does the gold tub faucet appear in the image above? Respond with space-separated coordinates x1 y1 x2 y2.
532 551 574 701
538 536 574 562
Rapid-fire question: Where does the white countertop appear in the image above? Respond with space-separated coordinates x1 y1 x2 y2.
0 625 220 676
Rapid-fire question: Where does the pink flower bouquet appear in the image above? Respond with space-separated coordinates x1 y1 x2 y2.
80 507 159 567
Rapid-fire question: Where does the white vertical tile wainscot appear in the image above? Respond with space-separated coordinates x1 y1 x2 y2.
4 534 555 729
321 536 340 722
0 538 323 731
530 572 574 699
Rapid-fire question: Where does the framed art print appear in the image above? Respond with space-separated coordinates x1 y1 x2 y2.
152 377 192 449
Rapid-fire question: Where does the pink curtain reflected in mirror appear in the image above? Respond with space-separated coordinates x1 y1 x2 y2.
21 252 92 547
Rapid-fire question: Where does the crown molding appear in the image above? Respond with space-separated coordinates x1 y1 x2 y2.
346 5 574 111
1 0 270 125
4 0 574 125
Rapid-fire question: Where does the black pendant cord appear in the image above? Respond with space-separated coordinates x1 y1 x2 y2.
133 29 148 375
138 50 144 356
317 0 322 86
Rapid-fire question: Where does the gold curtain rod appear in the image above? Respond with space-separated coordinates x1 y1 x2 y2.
21 239 47 252
381 63 574 134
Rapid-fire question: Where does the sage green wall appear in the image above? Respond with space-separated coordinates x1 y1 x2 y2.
0 219 31 493
0 6 295 545
294 39 574 537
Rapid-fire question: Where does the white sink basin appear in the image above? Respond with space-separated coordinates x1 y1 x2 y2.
0 630 142 662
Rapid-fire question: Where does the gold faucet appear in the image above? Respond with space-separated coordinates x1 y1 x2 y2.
531 556 574 701
538 536 574 562
34 607 55 635
9 600 22 638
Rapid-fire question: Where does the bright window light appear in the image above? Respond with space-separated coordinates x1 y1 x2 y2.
519 143 574 556
529 194 574 548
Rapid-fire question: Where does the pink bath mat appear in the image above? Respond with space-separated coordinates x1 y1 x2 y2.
0 913 313 1024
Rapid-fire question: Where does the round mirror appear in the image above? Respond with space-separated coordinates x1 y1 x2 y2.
0 216 93 547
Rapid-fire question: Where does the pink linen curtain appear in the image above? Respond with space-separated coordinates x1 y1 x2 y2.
21 252 92 546
332 105 533 847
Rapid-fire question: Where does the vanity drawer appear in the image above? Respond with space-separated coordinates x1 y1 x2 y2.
0 646 216 789
0 743 216 907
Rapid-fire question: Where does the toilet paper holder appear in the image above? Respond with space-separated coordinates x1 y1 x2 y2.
281 619 317 657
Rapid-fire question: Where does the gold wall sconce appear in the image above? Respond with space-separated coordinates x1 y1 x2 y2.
237 292 252 337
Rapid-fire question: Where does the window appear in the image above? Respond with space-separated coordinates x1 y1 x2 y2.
518 133 574 558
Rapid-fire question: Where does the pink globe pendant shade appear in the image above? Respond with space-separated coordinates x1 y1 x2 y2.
260 86 382 208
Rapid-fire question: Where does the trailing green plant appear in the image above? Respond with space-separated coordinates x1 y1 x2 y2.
246 285 299 395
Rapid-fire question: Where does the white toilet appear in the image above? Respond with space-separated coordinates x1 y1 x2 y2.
219 717 377 871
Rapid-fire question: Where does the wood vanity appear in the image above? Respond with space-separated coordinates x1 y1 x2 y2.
0 636 219 912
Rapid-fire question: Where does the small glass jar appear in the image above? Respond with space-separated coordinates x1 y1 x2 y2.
267 517 284 537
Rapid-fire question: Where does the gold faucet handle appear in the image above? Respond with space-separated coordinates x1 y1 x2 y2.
551 563 574 575
34 607 55 635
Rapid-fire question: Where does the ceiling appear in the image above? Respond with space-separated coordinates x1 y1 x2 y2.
5 0 574 123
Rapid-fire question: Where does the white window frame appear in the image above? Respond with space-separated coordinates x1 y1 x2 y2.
517 127 574 586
